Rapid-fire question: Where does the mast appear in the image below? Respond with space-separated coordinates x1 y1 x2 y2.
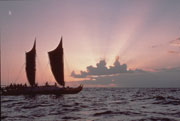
25 39 36 86
48 37 65 86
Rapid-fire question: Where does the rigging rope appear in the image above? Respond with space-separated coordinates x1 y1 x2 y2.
45 60 52 83
14 63 25 84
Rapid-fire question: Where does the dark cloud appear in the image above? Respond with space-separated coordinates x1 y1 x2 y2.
71 57 145 78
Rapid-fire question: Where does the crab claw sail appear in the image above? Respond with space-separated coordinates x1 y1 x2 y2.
26 39 36 86
48 37 65 86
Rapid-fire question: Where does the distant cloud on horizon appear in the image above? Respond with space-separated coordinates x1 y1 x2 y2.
154 67 180 72
71 56 146 78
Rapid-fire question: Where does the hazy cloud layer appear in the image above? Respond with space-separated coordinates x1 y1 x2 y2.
71 57 145 78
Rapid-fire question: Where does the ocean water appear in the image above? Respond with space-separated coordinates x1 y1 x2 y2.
1 88 180 121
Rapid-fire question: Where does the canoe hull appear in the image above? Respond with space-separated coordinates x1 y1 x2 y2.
1 85 83 96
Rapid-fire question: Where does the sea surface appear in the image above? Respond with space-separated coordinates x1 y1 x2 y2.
1 88 180 121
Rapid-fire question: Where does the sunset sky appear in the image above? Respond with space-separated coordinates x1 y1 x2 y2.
1 0 180 87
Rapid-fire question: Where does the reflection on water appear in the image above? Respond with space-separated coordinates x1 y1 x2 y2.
1 88 180 121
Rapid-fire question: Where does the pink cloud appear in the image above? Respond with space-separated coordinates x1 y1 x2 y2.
170 38 180 47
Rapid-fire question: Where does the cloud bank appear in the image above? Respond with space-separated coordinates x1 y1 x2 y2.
71 57 145 78
70 57 180 88
69 67 180 88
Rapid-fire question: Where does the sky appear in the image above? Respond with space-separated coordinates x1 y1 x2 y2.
1 0 180 87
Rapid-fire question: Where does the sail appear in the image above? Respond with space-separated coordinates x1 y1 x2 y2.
25 40 36 86
48 38 65 86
